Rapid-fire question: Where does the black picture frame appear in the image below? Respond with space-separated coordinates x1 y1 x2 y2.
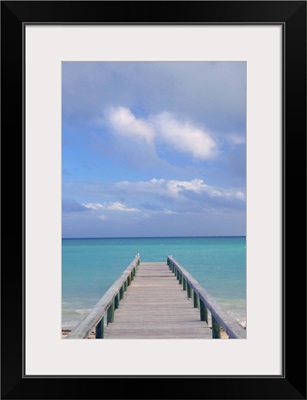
1 1 306 399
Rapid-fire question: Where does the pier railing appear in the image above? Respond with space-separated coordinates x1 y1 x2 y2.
167 256 246 339
66 254 140 339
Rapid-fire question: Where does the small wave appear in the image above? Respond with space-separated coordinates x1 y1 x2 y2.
62 308 91 316
76 309 91 315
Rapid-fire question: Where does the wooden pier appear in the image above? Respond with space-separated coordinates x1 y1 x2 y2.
66 255 246 340
104 262 212 339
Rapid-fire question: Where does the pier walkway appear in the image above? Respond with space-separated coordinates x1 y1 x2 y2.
104 262 212 339
66 255 246 340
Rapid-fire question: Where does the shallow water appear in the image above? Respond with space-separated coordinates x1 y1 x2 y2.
62 236 246 329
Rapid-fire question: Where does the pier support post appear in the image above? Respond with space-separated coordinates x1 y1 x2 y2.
212 315 221 338
187 283 191 298
200 299 208 323
120 286 124 300
96 317 104 339
193 292 199 308
115 293 120 309
107 301 115 323
183 279 186 291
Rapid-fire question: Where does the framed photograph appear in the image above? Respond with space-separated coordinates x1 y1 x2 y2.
1 1 306 399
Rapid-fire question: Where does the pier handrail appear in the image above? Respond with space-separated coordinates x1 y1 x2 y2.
167 255 246 339
66 254 140 339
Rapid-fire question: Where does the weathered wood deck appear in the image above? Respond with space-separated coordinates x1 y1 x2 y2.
104 262 212 339
66 255 246 339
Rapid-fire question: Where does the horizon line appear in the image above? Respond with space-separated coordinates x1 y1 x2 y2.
62 235 246 240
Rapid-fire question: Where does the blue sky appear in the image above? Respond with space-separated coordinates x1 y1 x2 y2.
62 62 246 238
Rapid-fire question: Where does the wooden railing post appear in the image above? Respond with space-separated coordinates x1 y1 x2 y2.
166 255 246 339
120 286 124 300
95 317 104 338
115 293 120 310
187 283 191 298
107 300 115 323
193 292 199 308
200 299 208 323
212 315 221 338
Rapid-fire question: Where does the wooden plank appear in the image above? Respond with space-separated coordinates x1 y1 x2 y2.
104 262 212 339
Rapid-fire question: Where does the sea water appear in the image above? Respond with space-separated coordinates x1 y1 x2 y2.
62 236 246 329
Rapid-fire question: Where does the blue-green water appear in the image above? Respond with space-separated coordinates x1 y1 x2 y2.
62 237 246 329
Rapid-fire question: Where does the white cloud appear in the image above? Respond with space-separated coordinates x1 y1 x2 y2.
166 178 207 194
105 107 217 160
228 134 245 145
235 191 245 200
117 178 245 202
153 112 217 159
83 201 140 212
105 202 139 212
106 107 154 144
82 203 104 210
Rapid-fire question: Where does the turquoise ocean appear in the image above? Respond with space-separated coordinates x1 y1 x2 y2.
62 236 246 329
